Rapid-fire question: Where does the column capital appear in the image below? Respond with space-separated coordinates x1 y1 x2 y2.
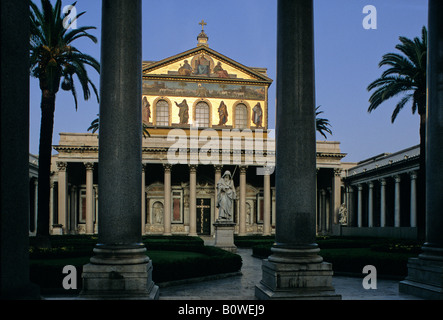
214 164 222 172
357 184 363 191
409 171 418 180
379 178 387 185
394 175 401 183
239 165 248 174
56 161 67 171
141 163 146 171
368 181 374 188
163 163 172 172
84 162 94 170
333 168 342 177
189 164 198 173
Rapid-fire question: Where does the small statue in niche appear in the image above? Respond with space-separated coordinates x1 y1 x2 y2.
153 202 164 225
252 102 263 127
175 99 189 124
142 96 151 124
339 203 348 225
218 101 228 125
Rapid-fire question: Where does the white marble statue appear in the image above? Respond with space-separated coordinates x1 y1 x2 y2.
216 170 236 221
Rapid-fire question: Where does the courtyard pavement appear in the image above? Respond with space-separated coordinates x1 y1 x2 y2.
159 240 423 300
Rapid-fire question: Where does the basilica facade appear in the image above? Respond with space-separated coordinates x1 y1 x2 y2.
47 27 348 237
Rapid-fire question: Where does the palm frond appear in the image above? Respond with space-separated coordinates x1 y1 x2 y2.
367 27 427 121
315 106 332 139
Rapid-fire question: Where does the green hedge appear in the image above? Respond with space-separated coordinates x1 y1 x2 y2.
152 246 242 283
29 235 242 292
250 236 423 277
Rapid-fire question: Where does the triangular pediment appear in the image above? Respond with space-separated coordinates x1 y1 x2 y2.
142 46 272 84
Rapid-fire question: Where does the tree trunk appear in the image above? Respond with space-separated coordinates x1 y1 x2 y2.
417 111 426 241
35 89 56 247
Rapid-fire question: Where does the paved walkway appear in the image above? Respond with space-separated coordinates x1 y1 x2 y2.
159 247 423 300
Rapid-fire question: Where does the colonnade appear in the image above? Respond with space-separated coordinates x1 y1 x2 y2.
347 170 417 228
51 161 273 236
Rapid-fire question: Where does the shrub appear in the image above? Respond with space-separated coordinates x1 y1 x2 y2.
29 235 242 292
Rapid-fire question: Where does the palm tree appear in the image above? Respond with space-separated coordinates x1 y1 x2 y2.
87 114 151 138
316 106 332 139
367 26 427 236
30 0 99 244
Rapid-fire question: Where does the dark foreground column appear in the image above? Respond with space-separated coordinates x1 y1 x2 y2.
0 0 40 300
255 0 340 300
80 0 158 299
399 0 443 300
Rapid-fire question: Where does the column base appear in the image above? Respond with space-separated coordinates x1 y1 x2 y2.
399 245 443 300
255 258 341 300
79 261 159 300
79 244 159 300
213 221 237 253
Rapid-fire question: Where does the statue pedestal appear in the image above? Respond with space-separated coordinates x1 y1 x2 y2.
213 221 237 253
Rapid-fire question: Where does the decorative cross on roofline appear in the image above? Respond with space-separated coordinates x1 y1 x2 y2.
199 19 207 31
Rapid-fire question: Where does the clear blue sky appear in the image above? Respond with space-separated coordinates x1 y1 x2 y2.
29 0 428 163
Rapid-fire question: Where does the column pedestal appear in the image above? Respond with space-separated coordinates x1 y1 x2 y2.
213 221 237 253
81 245 159 300
255 246 340 300
399 246 443 300
255 261 339 300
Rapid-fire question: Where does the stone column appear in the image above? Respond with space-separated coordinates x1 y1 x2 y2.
380 178 386 227
189 165 197 236
141 164 146 235
214 165 222 206
0 0 39 299
238 166 247 236
94 186 99 233
409 171 417 228
84 162 94 234
320 189 326 233
70 185 77 234
163 164 172 235
263 167 271 236
256 0 339 300
368 181 374 227
33 179 39 234
57 162 68 233
394 175 401 227
332 169 342 225
49 181 55 232
80 0 158 299
347 186 354 226
357 184 363 228
400 1 443 299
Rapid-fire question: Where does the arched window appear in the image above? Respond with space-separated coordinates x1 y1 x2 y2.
195 101 210 127
235 103 248 129
155 99 169 126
